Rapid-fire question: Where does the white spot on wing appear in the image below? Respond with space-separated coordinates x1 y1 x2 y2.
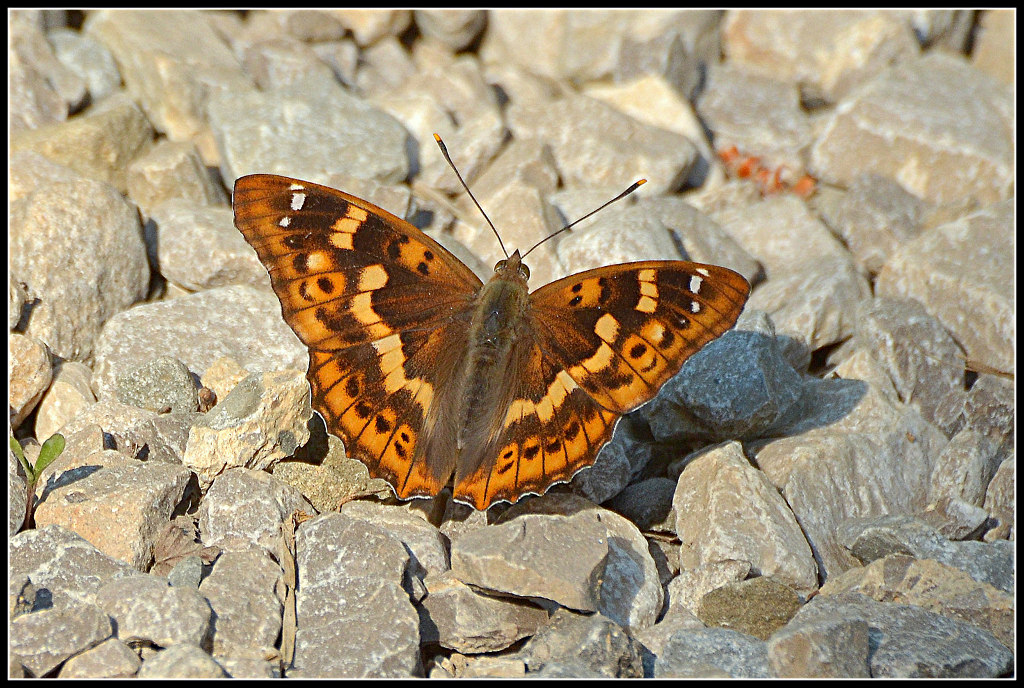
289 183 304 190
279 217 291 227
291 192 306 211
696 267 710 277
691 301 701 313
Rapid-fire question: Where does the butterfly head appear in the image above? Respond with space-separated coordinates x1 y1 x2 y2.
493 249 531 284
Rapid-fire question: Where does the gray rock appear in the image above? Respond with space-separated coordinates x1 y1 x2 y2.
746 254 872 353
59 638 141 678
289 513 421 677
10 93 154 193
199 550 283 657
150 201 264 292
836 514 1014 594
115 356 198 414
127 140 227 221
520 609 643 678
810 53 1012 204
768 615 871 678
340 500 450 580
136 644 227 678
878 200 1013 374
604 477 676 532
655 627 769 678
824 173 927 275
85 10 250 142
674 442 818 594
793 592 1012 677
854 297 967 434
209 85 410 186
820 554 1014 649
95 574 213 649
9 603 113 677
508 91 697 196
452 496 663 630
722 10 919 103
753 384 947 581
414 10 486 51
199 467 314 562
32 452 193 571
91 285 307 401
9 525 136 609
418 570 549 654
9 157 149 362
645 329 805 443
983 458 1014 541
48 27 121 104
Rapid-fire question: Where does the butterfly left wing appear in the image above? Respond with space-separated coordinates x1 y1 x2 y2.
451 261 750 510
233 174 484 501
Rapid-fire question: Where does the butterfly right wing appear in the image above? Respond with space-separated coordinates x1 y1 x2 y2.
233 174 484 500
451 260 749 510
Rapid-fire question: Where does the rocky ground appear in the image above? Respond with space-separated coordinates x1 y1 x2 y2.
8 9 1014 678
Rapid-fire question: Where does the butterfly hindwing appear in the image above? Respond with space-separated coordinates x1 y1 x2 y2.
233 174 483 499
452 335 618 510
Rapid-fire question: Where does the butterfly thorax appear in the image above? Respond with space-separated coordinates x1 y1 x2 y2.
471 250 531 350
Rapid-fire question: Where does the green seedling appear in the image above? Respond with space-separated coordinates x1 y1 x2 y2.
11 433 65 532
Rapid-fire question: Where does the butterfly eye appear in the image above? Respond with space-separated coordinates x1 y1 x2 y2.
518 263 530 280
494 259 507 272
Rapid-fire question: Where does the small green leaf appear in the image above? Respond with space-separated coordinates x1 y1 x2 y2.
10 436 25 461
10 436 31 477
36 433 66 474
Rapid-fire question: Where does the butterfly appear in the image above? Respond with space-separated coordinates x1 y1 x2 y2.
233 166 749 511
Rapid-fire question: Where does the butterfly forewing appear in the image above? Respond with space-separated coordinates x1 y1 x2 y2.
529 262 750 412
233 174 482 500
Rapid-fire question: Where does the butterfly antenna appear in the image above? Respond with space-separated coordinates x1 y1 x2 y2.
433 133 508 259
521 179 646 259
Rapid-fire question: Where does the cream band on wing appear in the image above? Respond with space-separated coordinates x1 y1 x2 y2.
329 206 368 250
373 334 435 410
503 369 579 426
637 269 658 313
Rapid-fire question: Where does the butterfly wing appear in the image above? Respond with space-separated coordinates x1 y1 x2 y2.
451 261 750 510
233 174 484 500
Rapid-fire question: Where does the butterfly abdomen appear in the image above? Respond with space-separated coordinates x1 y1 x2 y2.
453 269 532 457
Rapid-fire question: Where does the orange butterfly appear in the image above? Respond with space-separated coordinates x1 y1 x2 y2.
233 146 749 510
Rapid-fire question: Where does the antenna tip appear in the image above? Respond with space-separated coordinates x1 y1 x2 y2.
433 133 442 143
637 179 647 186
